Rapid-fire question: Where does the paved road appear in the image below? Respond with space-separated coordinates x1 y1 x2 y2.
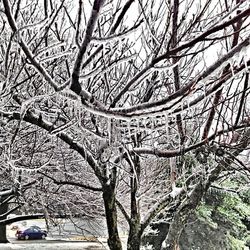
1 241 107 250
6 219 108 249
6 217 127 249
8 217 107 238
6 236 108 249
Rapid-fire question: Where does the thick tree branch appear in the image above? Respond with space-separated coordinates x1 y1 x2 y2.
80 0 135 70
0 214 44 226
40 172 102 192
140 193 173 233
171 0 185 144
133 124 250 158
0 213 75 226
110 6 250 107
79 38 250 120
115 198 130 224
202 12 244 139
235 73 249 126
0 189 15 197
0 205 22 220
71 0 105 98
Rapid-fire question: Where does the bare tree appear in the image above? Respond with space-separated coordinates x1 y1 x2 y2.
0 0 250 249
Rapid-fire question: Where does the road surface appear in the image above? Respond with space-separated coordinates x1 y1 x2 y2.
5 217 127 249
0 241 107 250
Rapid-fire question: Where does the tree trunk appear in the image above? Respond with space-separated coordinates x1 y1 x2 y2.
127 153 142 250
161 215 183 250
0 201 9 243
162 182 204 250
103 186 123 250
127 222 142 250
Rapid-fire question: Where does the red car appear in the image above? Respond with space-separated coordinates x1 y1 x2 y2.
16 226 47 240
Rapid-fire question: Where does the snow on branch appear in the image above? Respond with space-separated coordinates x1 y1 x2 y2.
35 41 67 57
39 51 72 63
50 119 78 136
140 193 174 232
7 154 53 177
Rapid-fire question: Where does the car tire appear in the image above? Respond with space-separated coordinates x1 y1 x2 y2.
42 234 46 239
24 235 29 240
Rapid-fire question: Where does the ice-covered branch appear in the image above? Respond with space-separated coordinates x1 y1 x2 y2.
80 0 135 70
140 193 177 232
71 0 105 99
79 54 136 80
154 5 250 63
92 19 143 43
2 0 62 91
0 189 14 197
109 6 250 108
110 64 153 108
115 198 130 224
132 123 250 158
112 36 250 115
75 36 250 120
171 59 250 117
39 172 102 192
2 109 102 181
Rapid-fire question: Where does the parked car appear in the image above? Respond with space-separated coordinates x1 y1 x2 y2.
29 225 47 234
16 226 47 240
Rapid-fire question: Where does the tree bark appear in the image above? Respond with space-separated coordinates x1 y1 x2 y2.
103 186 123 250
127 151 142 250
127 221 142 250
127 182 141 250
0 201 9 243
162 182 204 250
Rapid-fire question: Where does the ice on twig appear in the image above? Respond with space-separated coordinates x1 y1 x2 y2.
50 119 77 135
39 51 71 63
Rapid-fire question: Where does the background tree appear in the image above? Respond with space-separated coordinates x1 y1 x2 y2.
0 0 250 249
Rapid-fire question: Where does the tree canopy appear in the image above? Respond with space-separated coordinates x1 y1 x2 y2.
0 0 250 249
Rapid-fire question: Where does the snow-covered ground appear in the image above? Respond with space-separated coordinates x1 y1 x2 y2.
0 241 107 250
